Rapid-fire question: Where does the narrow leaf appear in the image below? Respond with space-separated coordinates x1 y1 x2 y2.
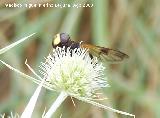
0 33 35 55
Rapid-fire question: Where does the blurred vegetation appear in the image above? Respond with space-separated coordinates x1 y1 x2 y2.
0 0 160 118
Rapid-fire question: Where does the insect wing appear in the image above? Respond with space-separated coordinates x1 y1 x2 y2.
81 44 129 62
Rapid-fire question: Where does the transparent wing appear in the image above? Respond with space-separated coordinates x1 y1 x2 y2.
81 44 129 62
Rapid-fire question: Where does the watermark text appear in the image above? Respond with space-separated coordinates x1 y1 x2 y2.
4 3 93 8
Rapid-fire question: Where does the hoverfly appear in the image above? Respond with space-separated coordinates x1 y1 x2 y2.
52 33 129 62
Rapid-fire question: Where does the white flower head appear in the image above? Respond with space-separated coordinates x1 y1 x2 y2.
39 46 108 99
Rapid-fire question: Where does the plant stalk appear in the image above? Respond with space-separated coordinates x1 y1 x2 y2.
44 92 68 118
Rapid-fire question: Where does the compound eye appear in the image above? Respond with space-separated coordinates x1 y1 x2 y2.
60 33 70 44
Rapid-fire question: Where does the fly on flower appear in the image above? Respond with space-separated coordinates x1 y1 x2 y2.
52 33 129 62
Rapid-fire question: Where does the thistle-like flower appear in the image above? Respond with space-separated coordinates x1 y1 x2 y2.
39 46 108 99
38 46 134 118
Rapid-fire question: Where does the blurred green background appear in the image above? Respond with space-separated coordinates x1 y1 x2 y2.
0 0 159 118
